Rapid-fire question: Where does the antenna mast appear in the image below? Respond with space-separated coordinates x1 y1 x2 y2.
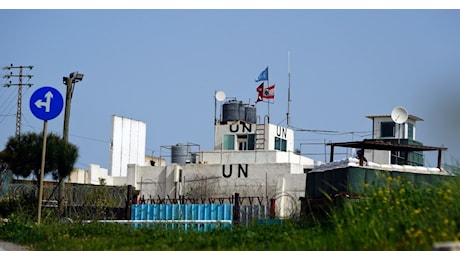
287 51 291 128
2 64 33 136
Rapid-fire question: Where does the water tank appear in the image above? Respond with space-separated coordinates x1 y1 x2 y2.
222 100 244 122
244 104 257 124
171 144 191 165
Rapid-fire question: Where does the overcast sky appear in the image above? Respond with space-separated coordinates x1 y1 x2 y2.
1 4 459 170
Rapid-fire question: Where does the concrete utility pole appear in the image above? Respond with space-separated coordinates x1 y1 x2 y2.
58 71 84 218
2 64 33 136
62 72 83 143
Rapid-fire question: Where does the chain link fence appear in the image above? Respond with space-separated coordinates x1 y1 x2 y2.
3 181 131 220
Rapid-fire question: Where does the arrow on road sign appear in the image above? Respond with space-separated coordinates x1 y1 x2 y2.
30 86 63 121
34 91 53 112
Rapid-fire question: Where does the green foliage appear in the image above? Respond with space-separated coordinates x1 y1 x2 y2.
0 194 37 220
0 132 42 178
330 172 460 250
0 131 79 180
1 172 460 250
79 186 120 221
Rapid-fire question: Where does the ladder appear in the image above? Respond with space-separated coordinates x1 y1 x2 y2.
255 124 265 150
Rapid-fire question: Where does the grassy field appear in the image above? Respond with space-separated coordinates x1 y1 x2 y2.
1 170 460 251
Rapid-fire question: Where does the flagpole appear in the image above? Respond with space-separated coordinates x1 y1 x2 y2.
214 90 217 126
267 65 270 124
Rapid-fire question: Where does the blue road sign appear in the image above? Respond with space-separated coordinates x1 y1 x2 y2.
30 86 64 121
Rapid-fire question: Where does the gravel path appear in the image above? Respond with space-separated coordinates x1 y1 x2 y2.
0 240 29 251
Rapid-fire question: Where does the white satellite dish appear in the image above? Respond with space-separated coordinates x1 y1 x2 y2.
391 106 409 124
215 91 226 101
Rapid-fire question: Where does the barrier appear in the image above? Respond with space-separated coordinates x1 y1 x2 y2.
130 203 233 231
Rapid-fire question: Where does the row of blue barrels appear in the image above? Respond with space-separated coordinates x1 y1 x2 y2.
131 203 233 231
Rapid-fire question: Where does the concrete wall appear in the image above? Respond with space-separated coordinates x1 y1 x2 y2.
266 124 294 151
144 155 166 167
195 150 313 169
127 162 306 218
87 164 110 185
70 164 113 185
214 122 294 152
69 165 110 185
69 168 87 184
366 150 391 165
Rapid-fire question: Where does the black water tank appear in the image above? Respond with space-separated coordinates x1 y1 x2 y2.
222 100 243 122
244 104 257 124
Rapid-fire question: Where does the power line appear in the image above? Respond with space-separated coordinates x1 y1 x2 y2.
2 64 33 136
293 126 372 137
0 90 18 126
70 133 110 144
0 86 16 112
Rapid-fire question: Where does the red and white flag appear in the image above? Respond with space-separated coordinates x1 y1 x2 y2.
256 83 275 103
263 85 275 99
256 82 264 102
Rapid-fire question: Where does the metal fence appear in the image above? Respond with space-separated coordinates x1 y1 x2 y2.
3 181 284 226
3 181 131 220
132 193 274 228
130 203 233 231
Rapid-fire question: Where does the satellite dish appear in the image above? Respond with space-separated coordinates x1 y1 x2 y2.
391 106 409 124
215 91 226 101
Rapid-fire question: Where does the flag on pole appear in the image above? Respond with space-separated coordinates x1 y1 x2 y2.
256 82 264 102
263 85 275 99
256 83 275 103
255 67 268 82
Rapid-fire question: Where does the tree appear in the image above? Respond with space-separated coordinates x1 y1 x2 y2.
0 132 78 181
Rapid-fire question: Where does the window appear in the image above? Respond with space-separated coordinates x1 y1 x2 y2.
275 137 287 151
223 135 235 150
407 123 414 140
381 122 395 138
237 135 247 150
247 134 255 150
236 134 255 150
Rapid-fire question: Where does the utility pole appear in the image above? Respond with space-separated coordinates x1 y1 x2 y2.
58 71 84 218
2 64 33 136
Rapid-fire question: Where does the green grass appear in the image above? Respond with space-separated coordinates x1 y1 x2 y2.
1 171 460 250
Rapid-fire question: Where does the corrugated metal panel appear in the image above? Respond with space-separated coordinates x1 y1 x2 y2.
239 205 268 225
110 115 147 177
131 204 233 231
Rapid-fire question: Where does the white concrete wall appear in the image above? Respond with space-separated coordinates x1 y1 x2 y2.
69 168 87 184
214 122 294 152
266 124 294 151
127 162 307 217
88 164 110 185
214 122 256 150
195 150 314 169
366 150 391 165
70 152 310 217
275 174 306 218
70 165 113 185
112 176 128 186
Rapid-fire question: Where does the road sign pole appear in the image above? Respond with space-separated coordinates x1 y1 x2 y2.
37 120 48 225
30 86 64 224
